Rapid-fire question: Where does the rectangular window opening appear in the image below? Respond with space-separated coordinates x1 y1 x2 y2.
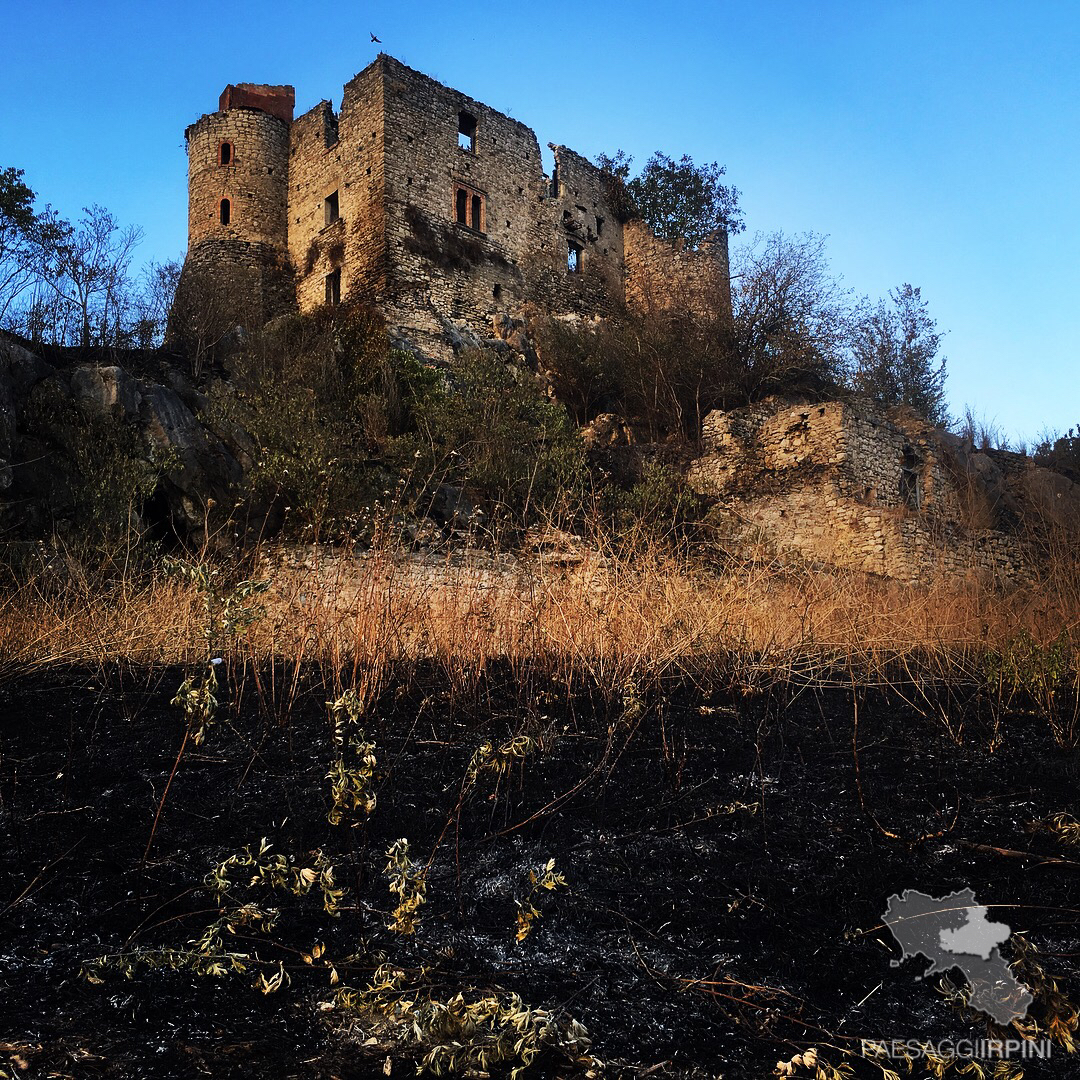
324 190 340 226
325 268 341 306
567 241 583 274
458 111 476 153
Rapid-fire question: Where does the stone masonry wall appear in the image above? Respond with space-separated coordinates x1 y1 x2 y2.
287 64 389 313
370 57 629 356
623 220 731 321
187 107 291 251
288 101 346 312
689 398 1031 584
377 55 546 353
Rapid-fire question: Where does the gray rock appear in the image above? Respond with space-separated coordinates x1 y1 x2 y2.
70 365 142 419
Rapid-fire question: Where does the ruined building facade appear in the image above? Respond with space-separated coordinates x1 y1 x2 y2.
685 397 1080 584
182 55 730 356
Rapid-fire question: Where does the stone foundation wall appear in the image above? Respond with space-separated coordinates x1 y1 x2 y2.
174 238 295 336
690 398 1032 584
714 480 1027 584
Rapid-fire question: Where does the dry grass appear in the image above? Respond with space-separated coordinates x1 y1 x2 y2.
2 536 1078 705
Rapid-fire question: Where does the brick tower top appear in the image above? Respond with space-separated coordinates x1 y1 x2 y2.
217 84 295 123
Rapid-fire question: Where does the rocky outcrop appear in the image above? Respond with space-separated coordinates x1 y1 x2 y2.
0 334 253 544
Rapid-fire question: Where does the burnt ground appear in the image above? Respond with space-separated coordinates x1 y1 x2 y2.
1 664 1078 1079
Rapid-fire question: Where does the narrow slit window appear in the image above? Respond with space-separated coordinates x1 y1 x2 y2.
219 141 233 166
325 268 341 306
900 445 922 509
470 194 483 231
458 111 476 153
324 190 339 225
455 187 468 225
567 241 582 273
219 198 231 226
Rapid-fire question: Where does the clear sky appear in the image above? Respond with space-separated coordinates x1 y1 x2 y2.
2 0 1076 442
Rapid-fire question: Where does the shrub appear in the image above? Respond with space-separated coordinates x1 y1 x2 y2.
396 349 585 536
536 308 737 441
212 300 434 539
599 461 706 547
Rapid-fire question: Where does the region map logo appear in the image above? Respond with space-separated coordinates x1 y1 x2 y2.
882 888 1032 1025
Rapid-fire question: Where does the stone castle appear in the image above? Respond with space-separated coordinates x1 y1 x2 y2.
182 54 731 356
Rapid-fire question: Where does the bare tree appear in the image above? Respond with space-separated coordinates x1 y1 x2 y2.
730 231 857 400
37 205 143 347
130 258 182 348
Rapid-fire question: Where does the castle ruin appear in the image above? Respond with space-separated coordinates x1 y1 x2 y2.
686 398 1080 583
182 54 731 356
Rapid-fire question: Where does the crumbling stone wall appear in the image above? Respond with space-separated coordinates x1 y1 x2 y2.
623 220 731 322
689 398 1036 584
182 56 729 356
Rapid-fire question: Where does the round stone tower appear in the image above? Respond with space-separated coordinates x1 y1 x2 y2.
174 84 296 344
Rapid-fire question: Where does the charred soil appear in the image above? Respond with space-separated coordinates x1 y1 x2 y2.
1 665 1078 1078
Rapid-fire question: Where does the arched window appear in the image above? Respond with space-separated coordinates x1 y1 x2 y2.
219 141 233 166
219 199 231 226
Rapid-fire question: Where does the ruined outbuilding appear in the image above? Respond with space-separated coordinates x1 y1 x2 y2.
182 55 730 357
688 398 1080 583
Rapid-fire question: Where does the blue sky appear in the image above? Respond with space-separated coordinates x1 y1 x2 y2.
2 0 1076 441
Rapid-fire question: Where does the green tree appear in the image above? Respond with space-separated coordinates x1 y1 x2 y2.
596 151 744 244
0 167 34 227
0 167 63 326
852 284 948 425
